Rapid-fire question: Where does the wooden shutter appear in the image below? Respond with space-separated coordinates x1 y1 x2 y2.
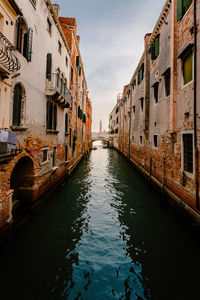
46 53 52 80
183 0 192 9
46 101 52 129
53 104 57 130
177 0 183 21
65 113 68 133
12 84 22 126
183 51 193 85
27 28 33 61
155 37 160 58
151 42 156 60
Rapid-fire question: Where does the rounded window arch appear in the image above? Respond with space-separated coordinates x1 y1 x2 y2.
16 16 28 53
12 83 26 127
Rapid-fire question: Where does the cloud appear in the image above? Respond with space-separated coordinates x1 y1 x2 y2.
55 0 165 131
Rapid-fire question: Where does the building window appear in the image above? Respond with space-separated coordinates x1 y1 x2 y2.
153 82 159 104
138 64 144 85
76 56 80 68
153 135 158 148
140 135 143 145
177 0 192 21
42 149 48 162
69 128 72 147
46 53 52 80
151 35 160 61
58 41 62 54
65 145 68 161
65 113 68 134
47 17 52 34
13 84 22 126
46 101 57 130
52 147 56 167
66 56 68 67
30 0 36 6
133 106 136 116
182 50 193 85
16 17 33 61
164 68 171 97
71 67 73 83
116 117 119 124
182 133 193 174
132 136 134 144
140 98 144 112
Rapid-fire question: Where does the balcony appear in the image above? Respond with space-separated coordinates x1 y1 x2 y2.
46 73 72 108
0 32 20 78
0 129 22 162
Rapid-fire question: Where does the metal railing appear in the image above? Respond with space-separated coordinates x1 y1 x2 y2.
46 73 72 106
0 32 21 72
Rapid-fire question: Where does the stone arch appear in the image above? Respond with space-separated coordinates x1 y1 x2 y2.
9 155 35 222
11 81 26 127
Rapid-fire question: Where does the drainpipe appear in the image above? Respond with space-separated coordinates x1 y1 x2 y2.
122 102 125 153
194 0 199 210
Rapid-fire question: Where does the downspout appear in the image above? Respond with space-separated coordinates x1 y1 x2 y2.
194 0 199 210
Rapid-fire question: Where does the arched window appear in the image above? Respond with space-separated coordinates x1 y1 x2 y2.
16 17 33 61
12 84 22 126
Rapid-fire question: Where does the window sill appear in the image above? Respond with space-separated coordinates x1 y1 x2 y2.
181 80 193 90
11 126 27 131
182 170 194 179
46 129 59 134
52 166 58 171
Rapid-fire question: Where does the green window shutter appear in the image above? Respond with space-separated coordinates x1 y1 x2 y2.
177 0 183 21
12 84 22 126
46 101 52 129
53 105 57 130
151 42 156 60
155 37 160 58
46 53 52 80
24 28 33 61
66 113 68 131
183 0 192 9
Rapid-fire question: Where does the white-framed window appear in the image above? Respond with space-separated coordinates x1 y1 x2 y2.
182 132 194 175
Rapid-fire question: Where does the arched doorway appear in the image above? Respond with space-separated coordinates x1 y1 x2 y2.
10 156 34 222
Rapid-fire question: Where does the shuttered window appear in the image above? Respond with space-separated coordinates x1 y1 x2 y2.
76 56 80 68
182 51 193 85
46 53 52 80
183 133 193 173
177 0 192 21
46 101 57 130
23 28 33 61
65 113 68 133
138 64 144 85
151 36 160 61
12 84 22 126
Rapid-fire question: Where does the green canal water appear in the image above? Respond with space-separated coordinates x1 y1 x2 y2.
0 142 200 300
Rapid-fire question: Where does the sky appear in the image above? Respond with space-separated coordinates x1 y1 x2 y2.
55 0 165 132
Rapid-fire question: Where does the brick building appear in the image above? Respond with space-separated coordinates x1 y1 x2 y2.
0 0 92 235
109 0 200 221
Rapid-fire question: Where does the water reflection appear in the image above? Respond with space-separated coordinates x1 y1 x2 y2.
0 146 200 300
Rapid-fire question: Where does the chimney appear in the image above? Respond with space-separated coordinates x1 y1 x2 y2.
53 4 60 18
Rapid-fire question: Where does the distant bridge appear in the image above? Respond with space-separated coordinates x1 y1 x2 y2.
92 136 110 145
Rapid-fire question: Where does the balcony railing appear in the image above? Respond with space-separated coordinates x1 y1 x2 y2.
46 73 72 108
0 129 22 162
0 32 21 73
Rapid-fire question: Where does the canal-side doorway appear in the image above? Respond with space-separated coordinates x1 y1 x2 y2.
10 156 34 222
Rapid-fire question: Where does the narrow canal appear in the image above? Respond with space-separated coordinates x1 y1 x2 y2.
1 142 200 300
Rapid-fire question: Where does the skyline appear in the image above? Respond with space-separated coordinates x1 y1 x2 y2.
56 0 165 131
